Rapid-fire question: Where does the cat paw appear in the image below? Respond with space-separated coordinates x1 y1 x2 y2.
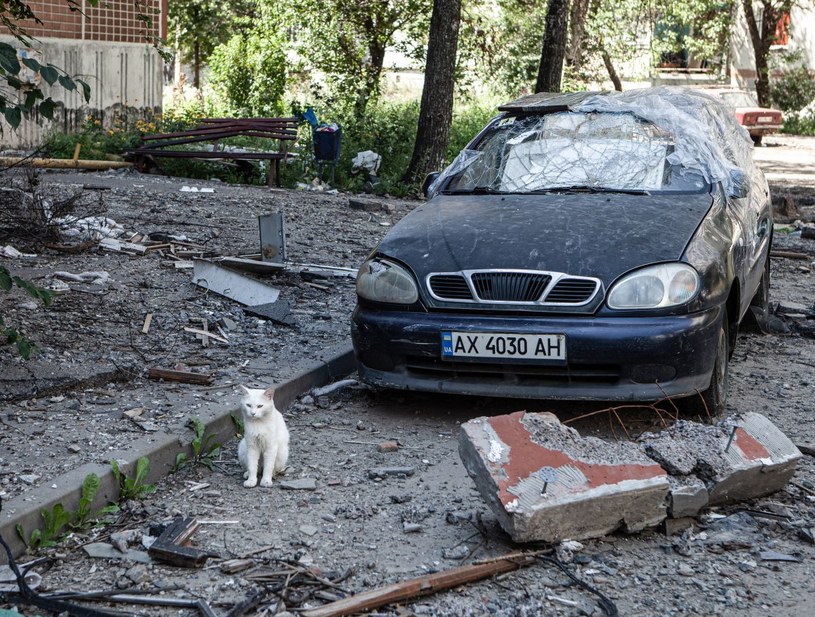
243 478 257 488
260 478 274 488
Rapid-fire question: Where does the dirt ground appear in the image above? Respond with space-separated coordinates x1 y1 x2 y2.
1 136 815 616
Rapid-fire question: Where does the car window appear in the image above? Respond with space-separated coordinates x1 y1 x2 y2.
443 112 709 195
719 91 759 108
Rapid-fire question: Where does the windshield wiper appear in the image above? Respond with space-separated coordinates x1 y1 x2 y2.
442 185 505 195
537 185 650 196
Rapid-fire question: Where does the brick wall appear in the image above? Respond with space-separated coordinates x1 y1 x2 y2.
1 0 166 43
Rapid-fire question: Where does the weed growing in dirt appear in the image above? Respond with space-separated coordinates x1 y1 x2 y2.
15 473 116 550
174 417 223 471
111 457 156 500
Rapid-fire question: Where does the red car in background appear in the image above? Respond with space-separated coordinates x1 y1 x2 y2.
716 89 783 146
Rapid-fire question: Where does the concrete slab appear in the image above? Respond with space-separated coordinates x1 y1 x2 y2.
641 413 802 508
459 411 670 543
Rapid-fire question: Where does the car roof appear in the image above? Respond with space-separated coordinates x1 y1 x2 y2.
498 91 603 113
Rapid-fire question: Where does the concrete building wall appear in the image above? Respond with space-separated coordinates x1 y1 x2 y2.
1 0 165 149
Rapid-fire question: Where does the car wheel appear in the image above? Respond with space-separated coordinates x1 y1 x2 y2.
746 253 771 332
681 312 729 417
752 134 763 146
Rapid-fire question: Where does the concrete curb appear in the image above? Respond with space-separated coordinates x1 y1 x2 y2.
0 343 355 563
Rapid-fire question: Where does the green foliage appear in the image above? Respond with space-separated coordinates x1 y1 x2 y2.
771 66 815 113
168 0 256 82
174 417 223 471
1 265 53 359
207 9 288 118
42 115 148 160
111 457 156 501
16 503 71 549
15 472 116 550
781 110 815 136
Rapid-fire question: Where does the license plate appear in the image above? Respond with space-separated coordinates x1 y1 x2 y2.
757 116 774 123
441 332 566 360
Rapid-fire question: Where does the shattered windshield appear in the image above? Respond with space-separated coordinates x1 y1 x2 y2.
440 112 709 195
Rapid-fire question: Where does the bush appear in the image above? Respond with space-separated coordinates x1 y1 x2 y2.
781 110 815 136
42 115 144 160
208 34 287 117
289 99 501 195
770 66 815 112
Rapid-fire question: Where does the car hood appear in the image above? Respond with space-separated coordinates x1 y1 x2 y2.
377 192 714 284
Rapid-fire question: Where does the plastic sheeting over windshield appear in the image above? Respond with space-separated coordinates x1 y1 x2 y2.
428 87 753 199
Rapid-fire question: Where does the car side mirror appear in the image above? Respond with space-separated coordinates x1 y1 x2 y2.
422 172 440 198
727 169 749 199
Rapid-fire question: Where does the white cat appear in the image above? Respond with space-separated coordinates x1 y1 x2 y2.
237 385 290 488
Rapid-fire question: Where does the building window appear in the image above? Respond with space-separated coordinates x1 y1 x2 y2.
775 12 790 46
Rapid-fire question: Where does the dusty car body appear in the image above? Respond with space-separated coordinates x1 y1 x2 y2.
716 89 783 145
352 88 772 414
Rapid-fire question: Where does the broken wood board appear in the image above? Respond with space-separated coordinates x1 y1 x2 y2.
184 326 228 344
148 368 214 385
147 517 217 568
301 553 538 617
192 259 280 306
99 238 148 254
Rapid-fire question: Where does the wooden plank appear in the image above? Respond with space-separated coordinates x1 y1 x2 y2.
142 313 153 334
147 368 214 385
184 326 228 344
771 250 811 260
148 517 216 568
301 554 538 617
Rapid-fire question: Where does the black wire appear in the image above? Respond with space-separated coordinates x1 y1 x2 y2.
536 554 619 617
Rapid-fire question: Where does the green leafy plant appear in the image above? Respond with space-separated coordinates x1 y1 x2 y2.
111 457 156 500
72 473 118 529
16 503 70 549
174 417 223 471
1 265 53 359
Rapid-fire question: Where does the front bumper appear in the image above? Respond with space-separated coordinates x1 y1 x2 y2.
352 305 723 401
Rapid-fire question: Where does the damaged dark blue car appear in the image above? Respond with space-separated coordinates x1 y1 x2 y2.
351 88 772 414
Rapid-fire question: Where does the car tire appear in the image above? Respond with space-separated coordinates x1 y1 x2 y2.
752 134 763 146
746 253 771 332
681 312 729 417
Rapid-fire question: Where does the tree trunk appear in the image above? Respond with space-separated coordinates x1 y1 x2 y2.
601 49 622 91
193 38 200 89
565 0 590 69
742 0 784 107
535 0 570 92
355 39 387 117
402 0 462 185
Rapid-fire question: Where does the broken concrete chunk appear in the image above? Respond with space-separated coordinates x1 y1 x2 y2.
642 413 801 508
279 478 318 490
459 411 670 543
368 467 416 480
83 542 152 563
667 476 709 518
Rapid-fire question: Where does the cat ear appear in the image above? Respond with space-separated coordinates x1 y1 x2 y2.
239 384 250 394
263 387 275 401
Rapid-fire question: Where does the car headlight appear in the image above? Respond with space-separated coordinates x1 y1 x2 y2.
356 258 419 304
607 263 699 309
